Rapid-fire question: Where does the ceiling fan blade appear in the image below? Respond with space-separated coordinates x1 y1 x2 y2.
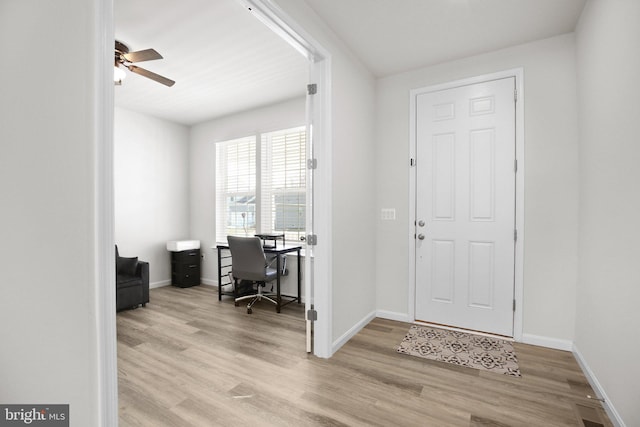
123 48 163 63
127 65 175 87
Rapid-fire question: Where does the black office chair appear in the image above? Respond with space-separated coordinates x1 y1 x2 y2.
227 236 278 314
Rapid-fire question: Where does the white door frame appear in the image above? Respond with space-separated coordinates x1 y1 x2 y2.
408 69 525 341
95 1 117 425
234 0 333 358
95 1 333 424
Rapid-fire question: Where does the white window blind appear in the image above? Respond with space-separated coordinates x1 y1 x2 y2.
215 127 306 243
215 136 256 242
260 126 307 242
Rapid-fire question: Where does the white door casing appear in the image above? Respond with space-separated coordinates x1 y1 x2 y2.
231 0 333 357
414 77 517 337
305 81 315 353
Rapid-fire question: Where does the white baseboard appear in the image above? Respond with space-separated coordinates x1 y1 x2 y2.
521 333 573 351
149 280 171 289
573 345 625 427
201 278 217 287
151 279 217 289
332 310 377 354
376 310 411 323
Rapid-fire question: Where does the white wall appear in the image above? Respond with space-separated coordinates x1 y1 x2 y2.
375 34 580 343
114 108 190 287
575 1 640 425
190 97 306 294
0 0 105 425
271 0 378 349
329 55 377 344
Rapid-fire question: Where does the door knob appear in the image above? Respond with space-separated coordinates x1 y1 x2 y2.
418 220 425 227
417 234 425 240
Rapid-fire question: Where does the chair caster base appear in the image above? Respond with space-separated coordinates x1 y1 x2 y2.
247 308 252 314
234 301 239 307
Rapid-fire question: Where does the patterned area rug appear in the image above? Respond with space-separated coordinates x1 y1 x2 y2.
397 325 521 377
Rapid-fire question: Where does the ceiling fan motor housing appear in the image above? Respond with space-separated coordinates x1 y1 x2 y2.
115 40 129 66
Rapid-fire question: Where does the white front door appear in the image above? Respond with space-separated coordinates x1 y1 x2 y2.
415 77 516 337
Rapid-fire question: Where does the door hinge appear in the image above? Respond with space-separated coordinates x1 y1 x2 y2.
513 299 516 312
514 159 518 173
307 158 317 169
514 88 518 102
307 309 318 321
307 234 318 245
514 229 518 241
307 83 317 95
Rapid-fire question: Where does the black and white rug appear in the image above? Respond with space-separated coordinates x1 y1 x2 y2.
397 325 522 377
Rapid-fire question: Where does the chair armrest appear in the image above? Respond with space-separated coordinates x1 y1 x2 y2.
136 261 150 304
136 261 149 282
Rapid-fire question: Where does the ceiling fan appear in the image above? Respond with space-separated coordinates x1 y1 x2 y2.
114 40 175 87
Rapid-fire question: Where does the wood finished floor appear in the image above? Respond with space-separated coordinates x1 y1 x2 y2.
117 285 611 427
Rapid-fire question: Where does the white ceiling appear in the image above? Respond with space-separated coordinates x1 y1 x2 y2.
114 0 309 126
304 0 587 77
115 0 587 125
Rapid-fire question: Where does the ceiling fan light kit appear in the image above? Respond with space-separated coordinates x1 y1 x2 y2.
114 40 175 87
113 64 126 85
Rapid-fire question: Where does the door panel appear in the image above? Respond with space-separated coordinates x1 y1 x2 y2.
415 77 516 337
469 128 495 220
431 239 455 303
433 133 455 220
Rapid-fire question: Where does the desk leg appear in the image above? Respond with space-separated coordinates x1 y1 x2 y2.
217 248 222 301
276 255 281 313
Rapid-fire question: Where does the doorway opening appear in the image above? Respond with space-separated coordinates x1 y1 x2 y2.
98 0 332 423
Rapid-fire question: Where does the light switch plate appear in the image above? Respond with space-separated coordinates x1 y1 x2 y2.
381 208 396 220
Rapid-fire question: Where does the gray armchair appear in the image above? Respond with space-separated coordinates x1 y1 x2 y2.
227 236 277 314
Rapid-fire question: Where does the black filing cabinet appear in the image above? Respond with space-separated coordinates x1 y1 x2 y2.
171 249 200 288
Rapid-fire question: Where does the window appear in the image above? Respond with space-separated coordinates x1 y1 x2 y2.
261 127 306 242
216 126 306 243
216 136 256 240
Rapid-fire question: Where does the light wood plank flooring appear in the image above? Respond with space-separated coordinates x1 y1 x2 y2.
117 285 611 426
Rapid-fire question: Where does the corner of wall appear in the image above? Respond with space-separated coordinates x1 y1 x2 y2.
332 310 377 354
573 344 626 427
